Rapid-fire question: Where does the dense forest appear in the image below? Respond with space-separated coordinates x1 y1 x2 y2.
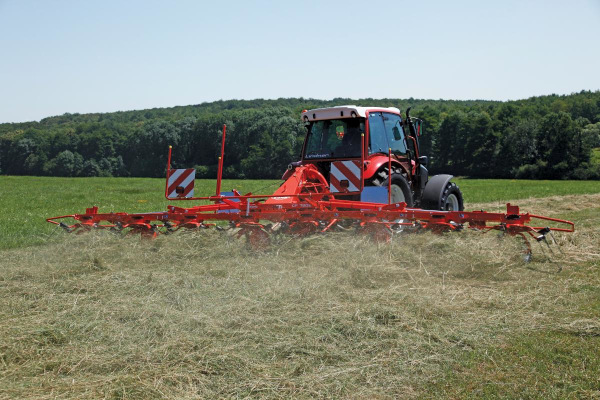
1 91 599 180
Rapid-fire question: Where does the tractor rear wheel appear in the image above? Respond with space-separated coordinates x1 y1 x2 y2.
378 172 413 206
370 171 413 231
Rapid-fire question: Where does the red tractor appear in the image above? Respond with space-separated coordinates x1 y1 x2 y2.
280 105 464 211
47 105 573 257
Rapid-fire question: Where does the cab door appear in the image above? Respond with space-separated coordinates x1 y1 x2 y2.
382 113 407 155
382 112 412 176
367 112 389 155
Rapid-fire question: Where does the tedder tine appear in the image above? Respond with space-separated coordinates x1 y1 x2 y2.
48 199 574 259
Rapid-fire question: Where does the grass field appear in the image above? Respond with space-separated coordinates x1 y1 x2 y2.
0 176 599 398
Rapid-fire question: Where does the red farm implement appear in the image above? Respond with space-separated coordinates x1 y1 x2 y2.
47 106 574 259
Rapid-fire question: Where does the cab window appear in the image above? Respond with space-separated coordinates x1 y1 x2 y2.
368 113 388 154
304 118 364 159
382 113 407 155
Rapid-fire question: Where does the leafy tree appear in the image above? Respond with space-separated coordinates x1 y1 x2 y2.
464 111 498 177
82 159 102 176
1 91 598 180
537 112 579 179
43 150 84 176
497 118 539 176
131 121 180 177
433 111 465 174
581 122 600 149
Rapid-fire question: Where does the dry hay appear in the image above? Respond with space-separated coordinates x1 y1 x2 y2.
469 192 600 216
0 196 598 399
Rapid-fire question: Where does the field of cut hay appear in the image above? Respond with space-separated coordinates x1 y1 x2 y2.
0 178 599 398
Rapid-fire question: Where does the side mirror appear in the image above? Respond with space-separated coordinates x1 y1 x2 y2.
418 155 428 166
392 126 402 141
414 119 423 136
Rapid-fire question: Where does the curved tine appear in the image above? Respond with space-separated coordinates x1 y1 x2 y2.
548 231 564 254
215 224 233 231
535 236 553 262
59 222 75 233
109 220 126 234
516 232 533 263
270 221 289 234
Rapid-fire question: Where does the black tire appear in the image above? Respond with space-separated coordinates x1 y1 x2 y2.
440 182 464 211
371 169 413 207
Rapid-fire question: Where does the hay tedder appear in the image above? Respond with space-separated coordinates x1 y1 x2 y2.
47 106 574 258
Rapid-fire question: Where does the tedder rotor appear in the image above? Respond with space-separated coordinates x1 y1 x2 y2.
47 106 574 259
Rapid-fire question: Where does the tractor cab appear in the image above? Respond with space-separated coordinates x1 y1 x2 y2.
301 106 411 161
287 105 462 211
296 106 421 202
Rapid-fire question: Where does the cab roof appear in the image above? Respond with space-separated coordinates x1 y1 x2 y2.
301 106 401 122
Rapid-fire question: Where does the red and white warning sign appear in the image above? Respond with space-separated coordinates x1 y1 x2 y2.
329 160 362 193
167 168 196 198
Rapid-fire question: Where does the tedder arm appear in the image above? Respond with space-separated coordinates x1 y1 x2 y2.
47 191 574 258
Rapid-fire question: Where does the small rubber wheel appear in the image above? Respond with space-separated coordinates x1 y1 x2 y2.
440 182 464 211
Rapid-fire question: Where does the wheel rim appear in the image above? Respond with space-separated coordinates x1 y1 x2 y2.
390 184 405 204
390 184 407 230
445 194 459 211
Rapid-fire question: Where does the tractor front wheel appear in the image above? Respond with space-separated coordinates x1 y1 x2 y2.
440 182 464 211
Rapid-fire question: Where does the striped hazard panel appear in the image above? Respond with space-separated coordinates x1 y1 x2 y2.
329 160 362 193
167 168 196 198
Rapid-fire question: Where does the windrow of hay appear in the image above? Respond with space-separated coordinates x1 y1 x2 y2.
0 198 599 399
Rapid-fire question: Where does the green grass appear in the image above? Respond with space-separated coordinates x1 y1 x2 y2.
0 176 599 398
454 177 600 203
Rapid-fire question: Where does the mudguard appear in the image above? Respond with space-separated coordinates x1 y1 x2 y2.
364 155 405 180
421 174 453 210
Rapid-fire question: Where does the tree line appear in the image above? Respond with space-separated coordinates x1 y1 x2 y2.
1 91 599 180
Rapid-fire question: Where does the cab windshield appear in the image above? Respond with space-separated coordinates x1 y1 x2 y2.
304 118 365 159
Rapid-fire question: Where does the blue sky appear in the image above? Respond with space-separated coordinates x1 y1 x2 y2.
0 0 599 123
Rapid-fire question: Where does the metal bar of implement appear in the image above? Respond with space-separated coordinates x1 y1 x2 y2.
164 193 327 202
388 147 392 204
361 133 364 190
164 145 173 199
216 124 227 196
